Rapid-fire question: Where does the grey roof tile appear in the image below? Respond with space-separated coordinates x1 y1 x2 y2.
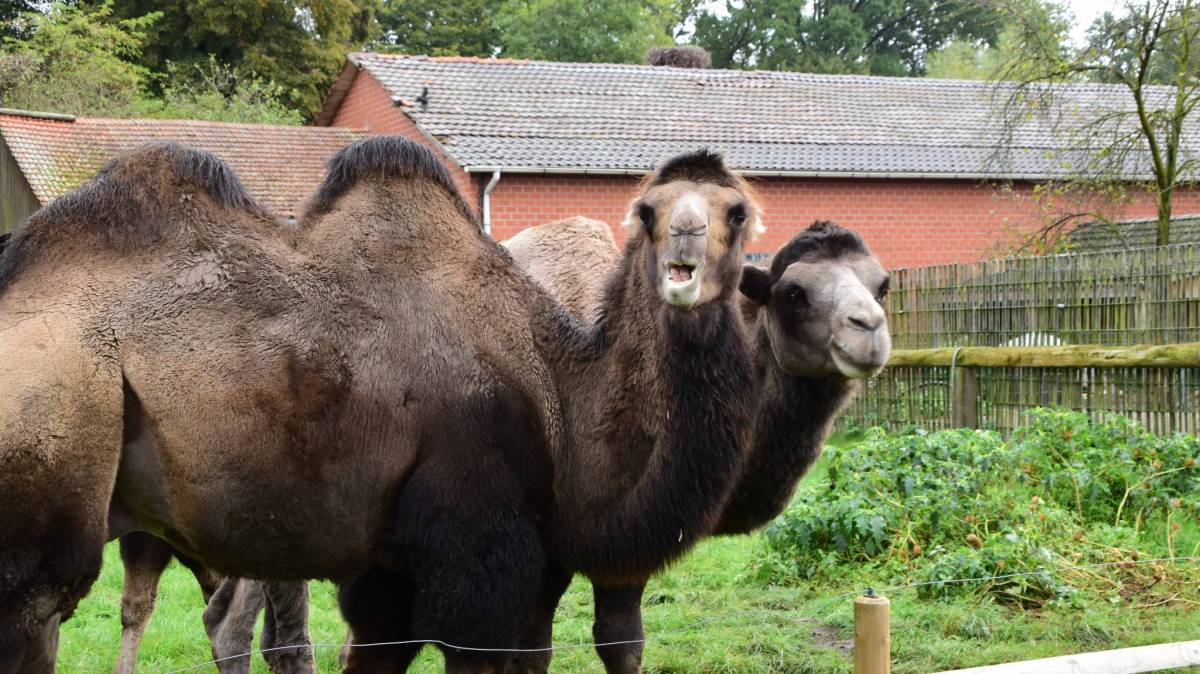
351 53 1199 179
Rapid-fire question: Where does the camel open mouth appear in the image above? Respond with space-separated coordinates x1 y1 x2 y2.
662 260 703 309
668 264 694 283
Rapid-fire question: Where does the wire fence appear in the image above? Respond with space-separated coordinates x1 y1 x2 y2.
161 556 1200 674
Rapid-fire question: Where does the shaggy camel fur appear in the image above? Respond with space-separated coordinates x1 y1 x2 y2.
0 139 758 673
504 219 891 673
502 217 619 324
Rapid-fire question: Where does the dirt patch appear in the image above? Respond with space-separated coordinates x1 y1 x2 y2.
811 624 854 654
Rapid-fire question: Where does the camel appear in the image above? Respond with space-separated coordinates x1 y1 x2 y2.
502 218 892 673
114 535 313 674
0 138 759 673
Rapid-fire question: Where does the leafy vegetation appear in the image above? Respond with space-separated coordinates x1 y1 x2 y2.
56 413 1200 672
766 410 1200 608
694 0 1002 75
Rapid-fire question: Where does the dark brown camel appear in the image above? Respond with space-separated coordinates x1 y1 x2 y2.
114 534 312 674
0 139 757 673
503 218 891 673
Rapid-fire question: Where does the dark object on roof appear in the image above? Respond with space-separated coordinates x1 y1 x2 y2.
1068 214 1200 251
315 53 1200 180
647 47 711 69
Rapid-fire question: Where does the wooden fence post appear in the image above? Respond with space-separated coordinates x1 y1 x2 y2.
854 592 890 674
951 366 978 429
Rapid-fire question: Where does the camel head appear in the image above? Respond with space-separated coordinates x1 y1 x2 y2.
741 221 891 379
624 150 763 311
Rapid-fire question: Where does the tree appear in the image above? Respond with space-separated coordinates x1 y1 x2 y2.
93 0 381 118
0 1 156 116
695 0 1001 75
1 3 304 124
927 1 1070 79
144 56 305 125
495 0 678 63
376 0 501 56
1 0 40 39
996 0 1200 246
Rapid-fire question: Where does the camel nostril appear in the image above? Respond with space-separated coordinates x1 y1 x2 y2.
848 314 881 332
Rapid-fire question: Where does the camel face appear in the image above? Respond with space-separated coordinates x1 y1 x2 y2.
626 151 761 310
743 221 891 378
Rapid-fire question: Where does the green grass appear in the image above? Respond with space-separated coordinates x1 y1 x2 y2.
57 437 1200 673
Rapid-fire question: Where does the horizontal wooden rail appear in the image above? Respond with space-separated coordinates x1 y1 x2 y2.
887 343 1200 369
935 639 1200 673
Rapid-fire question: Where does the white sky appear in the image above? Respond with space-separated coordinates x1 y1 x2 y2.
1062 0 1124 44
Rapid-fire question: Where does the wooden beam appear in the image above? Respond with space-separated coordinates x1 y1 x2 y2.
936 639 1200 673
887 343 1200 369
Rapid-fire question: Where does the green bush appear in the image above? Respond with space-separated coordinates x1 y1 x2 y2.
764 410 1200 605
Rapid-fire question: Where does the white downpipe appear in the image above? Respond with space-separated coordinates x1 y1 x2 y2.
482 170 502 236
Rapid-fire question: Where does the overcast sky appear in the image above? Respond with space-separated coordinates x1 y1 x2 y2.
1061 0 1124 44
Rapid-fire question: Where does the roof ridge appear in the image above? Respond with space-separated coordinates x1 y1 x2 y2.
350 51 1178 94
0 108 75 122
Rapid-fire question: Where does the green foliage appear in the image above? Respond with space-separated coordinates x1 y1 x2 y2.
0 1 157 116
695 0 1001 75
765 410 1200 606
495 0 677 63
926 0 1071 81
93 0 381 118
140 57 304 125
377 0 502 57
0 3 305 124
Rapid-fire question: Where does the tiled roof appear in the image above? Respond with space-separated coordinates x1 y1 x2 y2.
0 110 365 218
340 53 1198 179
1069 214 1200 251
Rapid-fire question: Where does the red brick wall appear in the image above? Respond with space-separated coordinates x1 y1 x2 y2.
487 174 1200 269
329 70 1200 269
331 68 479 205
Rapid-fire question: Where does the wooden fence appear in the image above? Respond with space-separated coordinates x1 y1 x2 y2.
841 244 1200 434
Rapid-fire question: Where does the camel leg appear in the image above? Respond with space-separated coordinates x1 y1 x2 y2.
0 317 122 674
338 570 422 674
592 582 647 674
115 533 175 674
260 581 315 674
202 579 265 674
172 549 223 604
505 561 573 674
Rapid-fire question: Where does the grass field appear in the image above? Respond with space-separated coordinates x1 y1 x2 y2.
57 439 1200 673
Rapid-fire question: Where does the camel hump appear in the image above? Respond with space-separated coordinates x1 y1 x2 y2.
303 135 474 222
0 142 263 292
503 217 620 322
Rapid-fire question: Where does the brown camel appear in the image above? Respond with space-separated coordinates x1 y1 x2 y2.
114 534 313 674
0 139 757 673
502 218 891 673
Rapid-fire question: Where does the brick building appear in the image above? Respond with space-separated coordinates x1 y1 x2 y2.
0 109 365 233
314 53 1200 268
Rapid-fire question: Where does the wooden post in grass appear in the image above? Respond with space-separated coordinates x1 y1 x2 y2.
854 592 890 674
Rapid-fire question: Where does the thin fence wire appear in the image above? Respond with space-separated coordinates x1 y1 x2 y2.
162 556 1200 674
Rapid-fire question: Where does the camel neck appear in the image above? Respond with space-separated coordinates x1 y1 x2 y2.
537 237 756 581
714 323 858 536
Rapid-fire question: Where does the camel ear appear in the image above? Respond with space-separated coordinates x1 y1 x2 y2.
739 265 772 305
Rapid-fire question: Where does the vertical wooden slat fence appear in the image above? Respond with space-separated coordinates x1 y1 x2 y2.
843 244 1200 434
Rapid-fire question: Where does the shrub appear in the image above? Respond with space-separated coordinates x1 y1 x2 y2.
764 410 1200 605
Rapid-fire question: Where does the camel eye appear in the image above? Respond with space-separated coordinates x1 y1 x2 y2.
877 278 891 302
783 285 807 308
728 203 747 229
638 203 656 232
